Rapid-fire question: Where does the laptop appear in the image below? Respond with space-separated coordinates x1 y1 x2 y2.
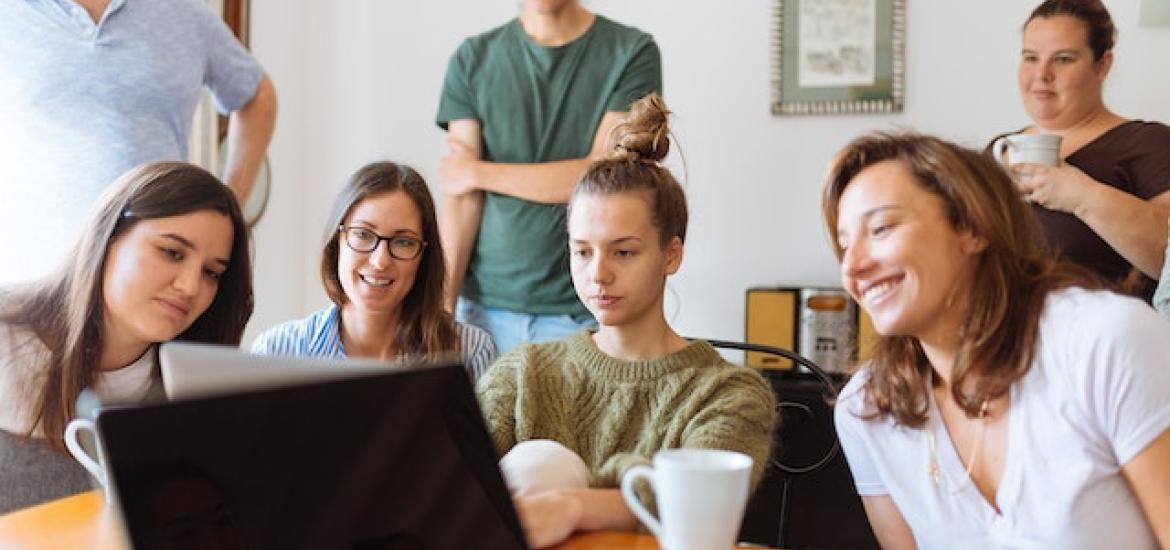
159 341 430 401
95 346 528 550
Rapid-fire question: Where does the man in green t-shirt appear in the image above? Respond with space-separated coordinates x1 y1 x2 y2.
435 0 662 354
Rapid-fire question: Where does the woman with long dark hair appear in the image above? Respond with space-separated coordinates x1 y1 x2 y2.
251 162 494 378
0 162 253 513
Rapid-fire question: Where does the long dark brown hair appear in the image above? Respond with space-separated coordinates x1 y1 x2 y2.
319 162 459 357
1 162 253 449
822 133 1100 426
570 93 688 246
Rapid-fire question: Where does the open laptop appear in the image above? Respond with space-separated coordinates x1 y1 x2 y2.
95 345 528 550
159 341 438 401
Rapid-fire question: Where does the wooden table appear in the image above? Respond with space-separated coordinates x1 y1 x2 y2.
0 491 776 549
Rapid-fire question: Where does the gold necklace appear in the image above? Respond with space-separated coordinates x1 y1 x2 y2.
927 399 989 493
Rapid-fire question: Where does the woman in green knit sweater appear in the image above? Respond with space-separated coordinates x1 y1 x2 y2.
475 93 778 548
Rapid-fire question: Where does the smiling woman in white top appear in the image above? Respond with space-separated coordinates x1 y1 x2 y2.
251 162 494 379
823 132 1170 549
0 162 253 513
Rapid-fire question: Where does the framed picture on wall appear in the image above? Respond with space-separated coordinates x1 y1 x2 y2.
771 0 905 115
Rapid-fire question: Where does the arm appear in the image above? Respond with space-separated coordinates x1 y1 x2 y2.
221 73 278 204
678 371 779 487
1122 429 1170 547
460 324 497 381
518 370 773 550
1012 164 1170 277
860 496 918 550
437 111 627 205
473 348 519 456
513 488 638 549
438 119 486 311
1155 219 1170 317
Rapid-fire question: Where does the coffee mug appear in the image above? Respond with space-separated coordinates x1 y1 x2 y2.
991 133 1062 168
620 449 753 550
64 418 115 503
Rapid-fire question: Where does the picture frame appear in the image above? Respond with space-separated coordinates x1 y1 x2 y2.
771 0 905 115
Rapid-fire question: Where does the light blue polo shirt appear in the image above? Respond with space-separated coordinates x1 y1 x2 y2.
0 0 263 285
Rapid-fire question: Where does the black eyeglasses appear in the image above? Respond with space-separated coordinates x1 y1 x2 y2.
338 225 427 260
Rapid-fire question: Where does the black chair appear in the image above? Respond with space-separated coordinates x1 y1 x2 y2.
701 339 879 550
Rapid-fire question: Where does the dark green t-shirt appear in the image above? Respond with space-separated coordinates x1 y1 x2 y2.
437 16 662 315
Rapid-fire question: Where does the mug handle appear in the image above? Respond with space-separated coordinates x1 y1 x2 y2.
64 418 106 486
991 136 1013 166
619 465 661 538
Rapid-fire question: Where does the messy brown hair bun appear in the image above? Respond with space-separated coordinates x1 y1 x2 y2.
608 93 671 163
571 93 687 246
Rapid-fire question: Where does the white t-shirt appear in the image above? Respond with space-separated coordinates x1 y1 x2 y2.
0 320 156 436
835 288 1170 550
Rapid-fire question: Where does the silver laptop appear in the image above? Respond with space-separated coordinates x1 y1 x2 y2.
160 341 452 401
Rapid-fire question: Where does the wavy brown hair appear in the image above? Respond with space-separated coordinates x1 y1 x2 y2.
569 93 688 246
1 162 253 450
319 162 459 357
822 133 1101 426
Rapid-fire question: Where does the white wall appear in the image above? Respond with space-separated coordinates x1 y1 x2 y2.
244 0 1170 346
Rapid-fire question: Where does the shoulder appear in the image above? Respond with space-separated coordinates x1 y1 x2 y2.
490 338 571 375
452 20 515 60
160 0 221 18
673 343 775 409
455 322 496 355
251 306 339 356
133 0 221 26
455 321 491 345
1035 287 1170 375
834 368 872 423
0 321 49 433
1038 287 1161 335
475 339 570 401
591 15 655 46
1119 120 1170 141
0 320 47 368
587 15 659 64
698 347 771 389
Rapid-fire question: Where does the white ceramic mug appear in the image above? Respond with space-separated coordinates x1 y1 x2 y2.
992 133 1062 168
64 418 115 503
620 449 753 550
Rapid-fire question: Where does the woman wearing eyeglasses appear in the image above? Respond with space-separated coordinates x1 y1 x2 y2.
252 162 495 379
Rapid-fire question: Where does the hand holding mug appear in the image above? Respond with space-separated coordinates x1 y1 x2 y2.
1010 162 1098 214
992 133 1062 168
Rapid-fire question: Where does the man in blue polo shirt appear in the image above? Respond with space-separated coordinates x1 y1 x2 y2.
0 0 277 285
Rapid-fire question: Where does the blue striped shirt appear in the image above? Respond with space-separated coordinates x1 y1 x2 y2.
251 305 497 381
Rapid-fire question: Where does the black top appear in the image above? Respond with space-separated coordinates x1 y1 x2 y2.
992 121 1170 299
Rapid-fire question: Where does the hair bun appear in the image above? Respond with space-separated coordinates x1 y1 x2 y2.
608 93 671 163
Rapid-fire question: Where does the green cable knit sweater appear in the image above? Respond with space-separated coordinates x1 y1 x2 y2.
476 330 778 490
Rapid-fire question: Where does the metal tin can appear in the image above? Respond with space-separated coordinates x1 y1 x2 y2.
797 288 856 374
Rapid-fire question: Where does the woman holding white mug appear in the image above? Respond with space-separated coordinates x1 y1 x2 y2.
992 0 1170 299
0 162 253 514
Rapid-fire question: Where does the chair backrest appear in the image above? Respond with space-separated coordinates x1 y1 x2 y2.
700 339 879 550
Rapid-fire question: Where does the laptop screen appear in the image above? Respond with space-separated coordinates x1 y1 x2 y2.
97 364 527 550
